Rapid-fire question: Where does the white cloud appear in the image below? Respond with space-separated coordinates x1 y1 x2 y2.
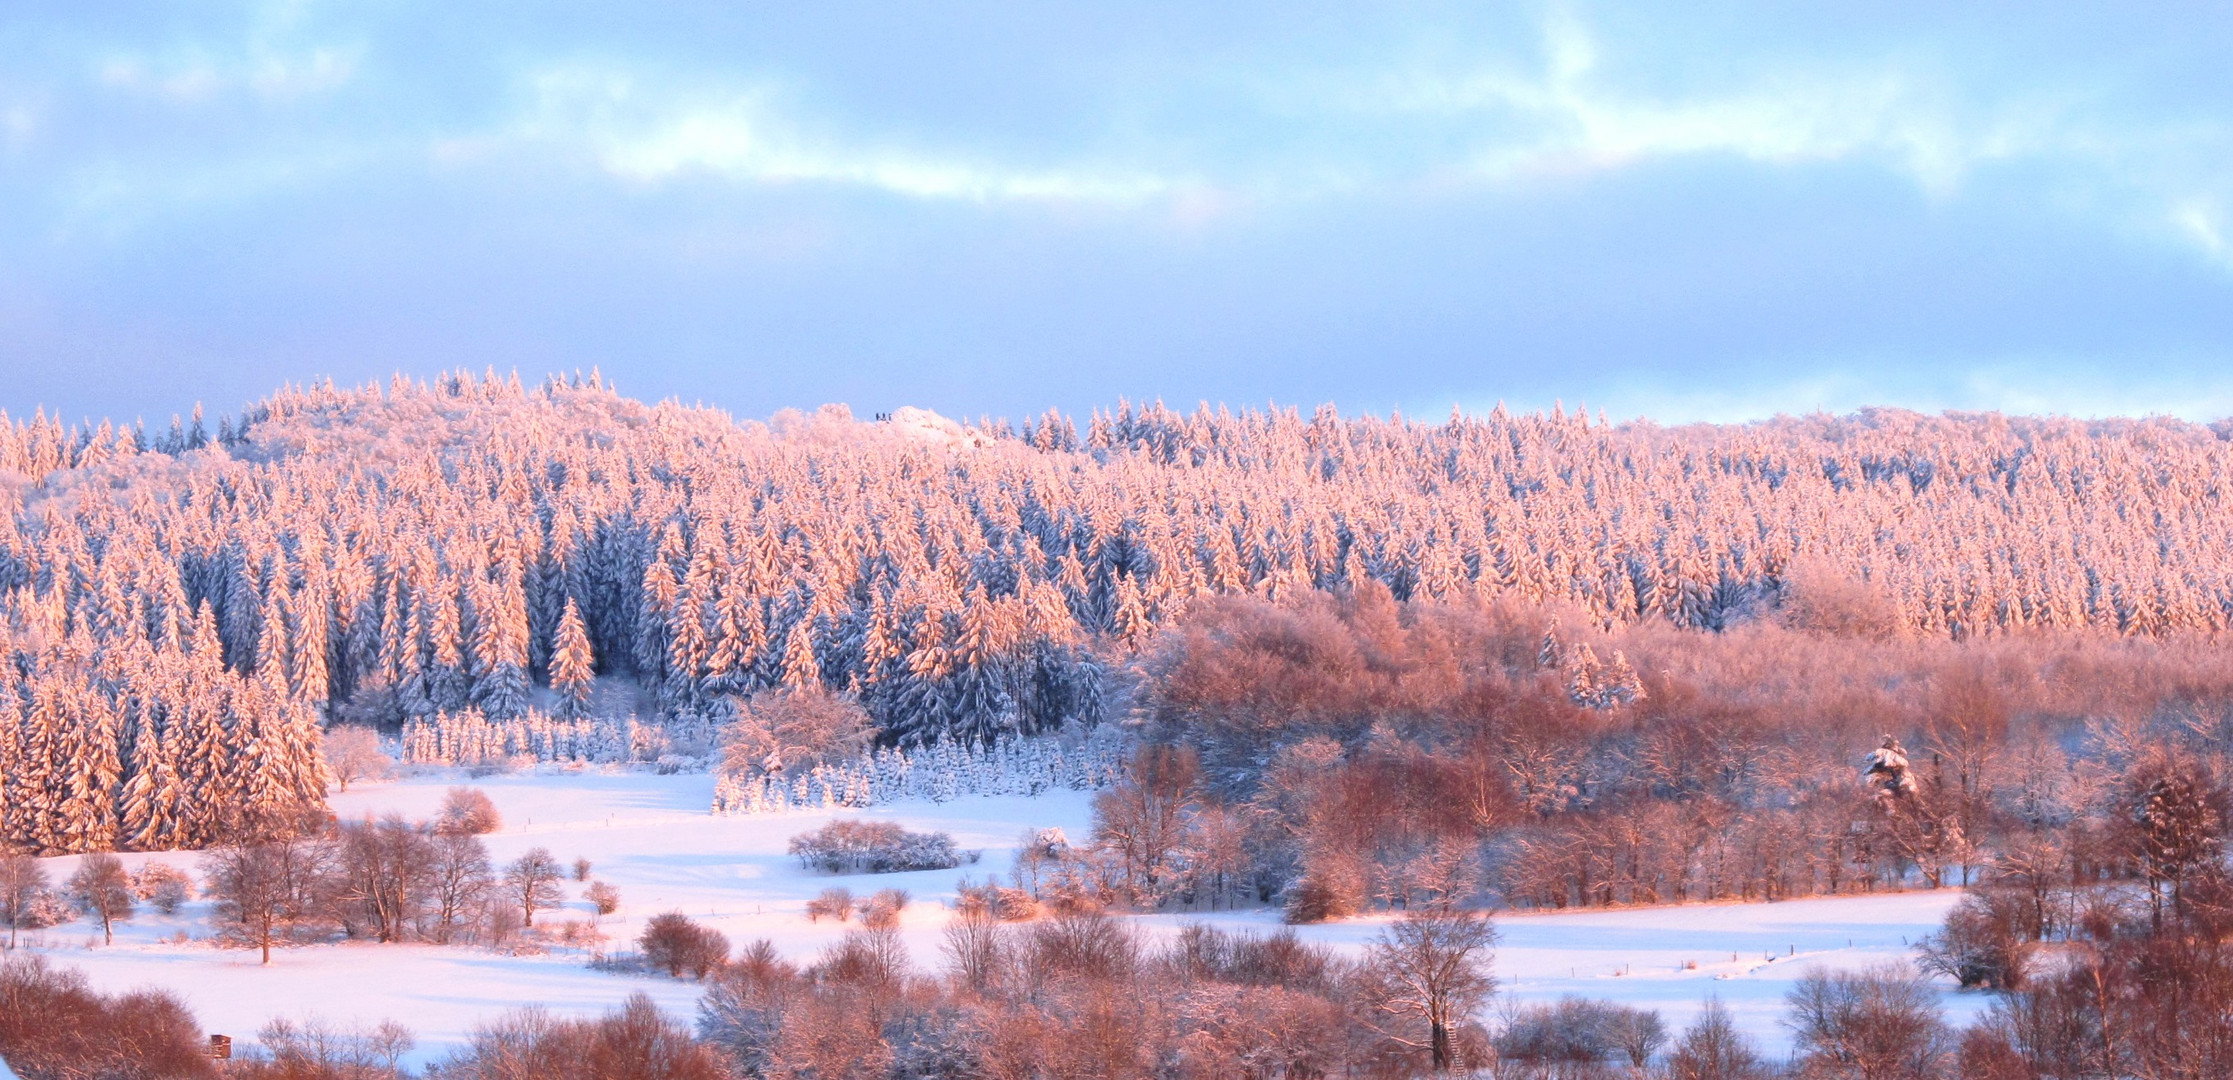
1371 13 2046 196
1348 11 2233 268
2174 200 2231 266
516 67 1173 206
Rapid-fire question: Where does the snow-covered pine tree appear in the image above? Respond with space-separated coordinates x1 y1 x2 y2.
470 575 531 720
551 596 596 719
1565 643 1601 709
778 618 819 691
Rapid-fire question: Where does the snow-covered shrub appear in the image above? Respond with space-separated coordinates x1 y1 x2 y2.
0 953 220 1075
1011 827 1070 895
130 863 193 915
1917 889 2035 990
955 877 1040 922
1282 877 1356 925
1001 828 1113 915
587 881 621 916
1021 827 1071 859
14 887 73 931
710 727 1130 815
437 788 502 835
1496 997 1667 1068
861 888 910 929
804 887 854 923
788 820 976 875
640 911 729 979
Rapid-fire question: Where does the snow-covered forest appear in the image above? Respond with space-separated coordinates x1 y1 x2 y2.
6 370 2233 859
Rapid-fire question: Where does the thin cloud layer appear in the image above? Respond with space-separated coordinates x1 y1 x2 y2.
510 66 1175 205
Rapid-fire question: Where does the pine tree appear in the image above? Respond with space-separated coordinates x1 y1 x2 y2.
470 577 530 720
551 596 596 719
779 619 819 691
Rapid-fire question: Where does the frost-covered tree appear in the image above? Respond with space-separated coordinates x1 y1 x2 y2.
503 847 565 927
64 853 134 945
550 597 596 720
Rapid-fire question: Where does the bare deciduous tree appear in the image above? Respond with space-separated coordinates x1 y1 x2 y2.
251 1015 415 1078
1668 997 1765 1080
1092 744 1201 904
0 853 49 949
64 852 134 945
337 814 435 942
427 829 493 944
322 725 393 793
504 847 565 927
1784 963 1950 1080
1360 908 1497 1072
203 835 336 965
718 687 873 779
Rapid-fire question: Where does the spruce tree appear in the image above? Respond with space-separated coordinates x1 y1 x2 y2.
551 596 596 719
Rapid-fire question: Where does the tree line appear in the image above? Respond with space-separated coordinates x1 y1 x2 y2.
1112 583 2233 917
10 370 2233 855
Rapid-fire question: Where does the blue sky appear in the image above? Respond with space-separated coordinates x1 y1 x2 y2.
3 2 2230 427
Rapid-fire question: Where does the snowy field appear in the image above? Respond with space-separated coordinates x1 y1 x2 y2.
16 771 1979 1067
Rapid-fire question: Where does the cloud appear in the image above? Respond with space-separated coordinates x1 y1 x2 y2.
2174 200 2232 267
1318 10 2233 270
511 67 1176 206
1361 13 2046 195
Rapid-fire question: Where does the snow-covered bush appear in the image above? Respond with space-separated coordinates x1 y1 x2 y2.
587 881 621 916
861 888 910 929
1917 889 2036 990
711 727 1130 815
640 912 728 979
804 887 854 923
788 820 977 875
13 887 73 932
954 877 1040 922
130 863 193 915
437 788 502 835
1495 997 1667 1069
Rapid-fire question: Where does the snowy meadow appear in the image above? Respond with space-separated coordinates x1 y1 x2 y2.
13 770 1974 1067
